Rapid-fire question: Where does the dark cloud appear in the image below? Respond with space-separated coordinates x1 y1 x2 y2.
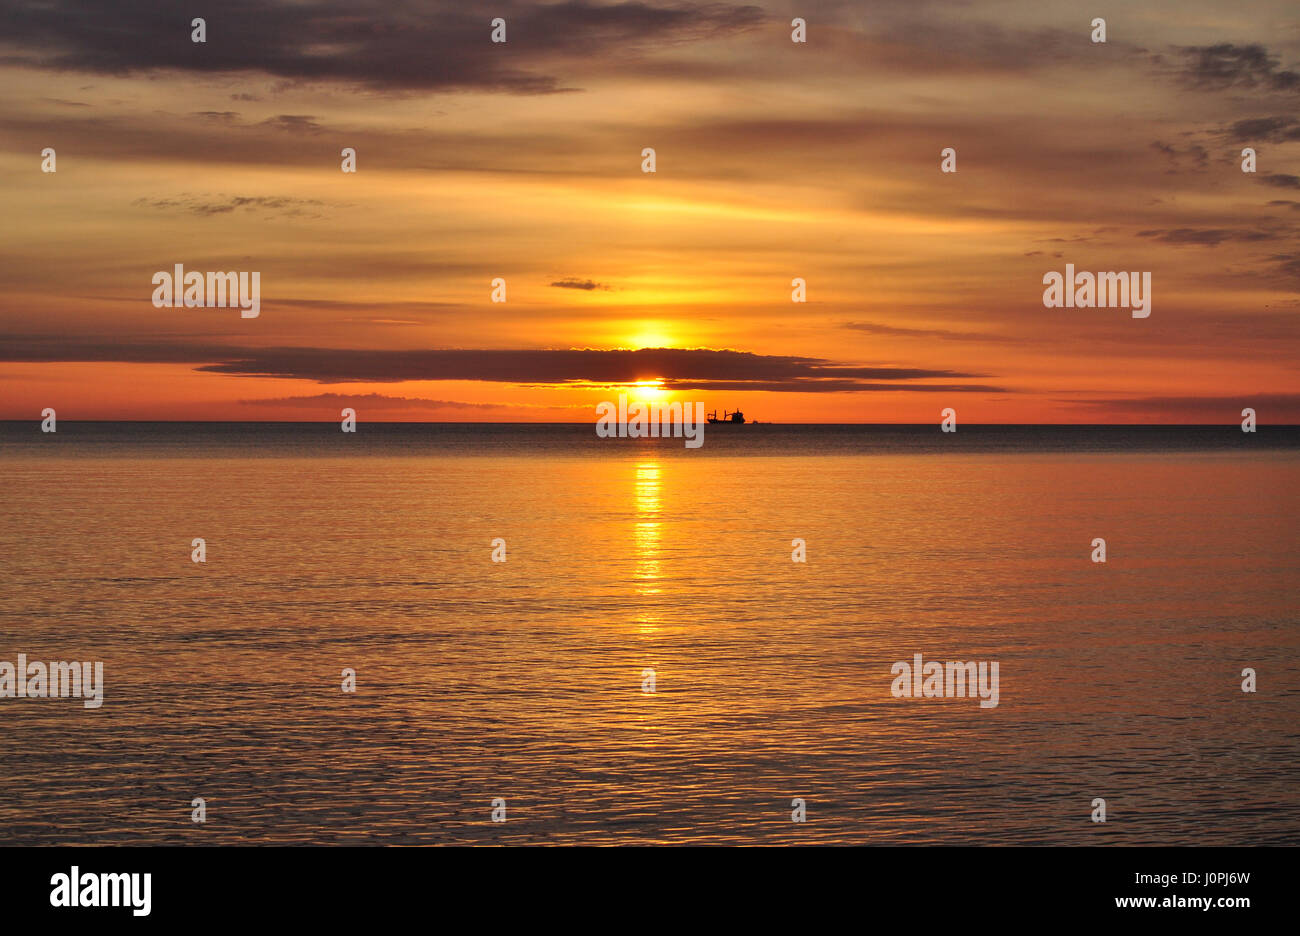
1220 116 1300 143
1137 227 1279 246
1267 253 1300 279
0 0 766 93
550 278 609 291
0 339 999 392
260 114 323 133
1150 140 1209 168
132 194 330 217
656 380 1008 393
193 110 240 122
1261 173 1300 189
193 347 996 391
841 321 1012 343
1178 43 1300 93
240 392 504 409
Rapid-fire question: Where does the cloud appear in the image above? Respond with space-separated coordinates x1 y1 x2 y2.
841 321 1013 343
1136 227 1280 246
1150 140 1209 169
0 0 766 94
132 193 330 217
655 379 1009 393
192 110 241 122
0 339 1001 392
550 278 609 291
1220 116 1300 143
239 392 505 410
1178 43 1300 93
192 347 998 390
1267 253 1300 279
1261 173 1300 189
260 114 323 133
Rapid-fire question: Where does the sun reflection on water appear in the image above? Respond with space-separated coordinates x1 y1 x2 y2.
633 461 662 594
633 461 663 634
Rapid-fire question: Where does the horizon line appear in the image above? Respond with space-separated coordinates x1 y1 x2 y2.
3 420 1296 428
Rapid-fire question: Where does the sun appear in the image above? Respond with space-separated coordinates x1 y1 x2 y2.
629 379 668 401
626 323 675 350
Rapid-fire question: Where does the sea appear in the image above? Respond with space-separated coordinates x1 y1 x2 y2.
1 422 1296 844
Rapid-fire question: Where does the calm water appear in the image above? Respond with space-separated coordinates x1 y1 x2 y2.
1 423 1297 845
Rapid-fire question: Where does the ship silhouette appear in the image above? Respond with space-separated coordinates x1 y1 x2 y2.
707 409 748 424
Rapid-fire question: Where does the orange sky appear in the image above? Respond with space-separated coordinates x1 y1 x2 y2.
1 1 1298 422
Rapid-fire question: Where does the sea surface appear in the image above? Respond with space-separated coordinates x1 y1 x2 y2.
1 423 1297 845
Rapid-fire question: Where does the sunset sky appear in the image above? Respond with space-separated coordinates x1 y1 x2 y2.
2 0 1298 422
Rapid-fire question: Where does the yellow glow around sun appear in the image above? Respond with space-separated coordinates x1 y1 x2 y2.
626 325 674 349
629 379 668 401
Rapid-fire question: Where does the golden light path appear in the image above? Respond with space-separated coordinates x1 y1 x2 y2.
633 460 663 635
